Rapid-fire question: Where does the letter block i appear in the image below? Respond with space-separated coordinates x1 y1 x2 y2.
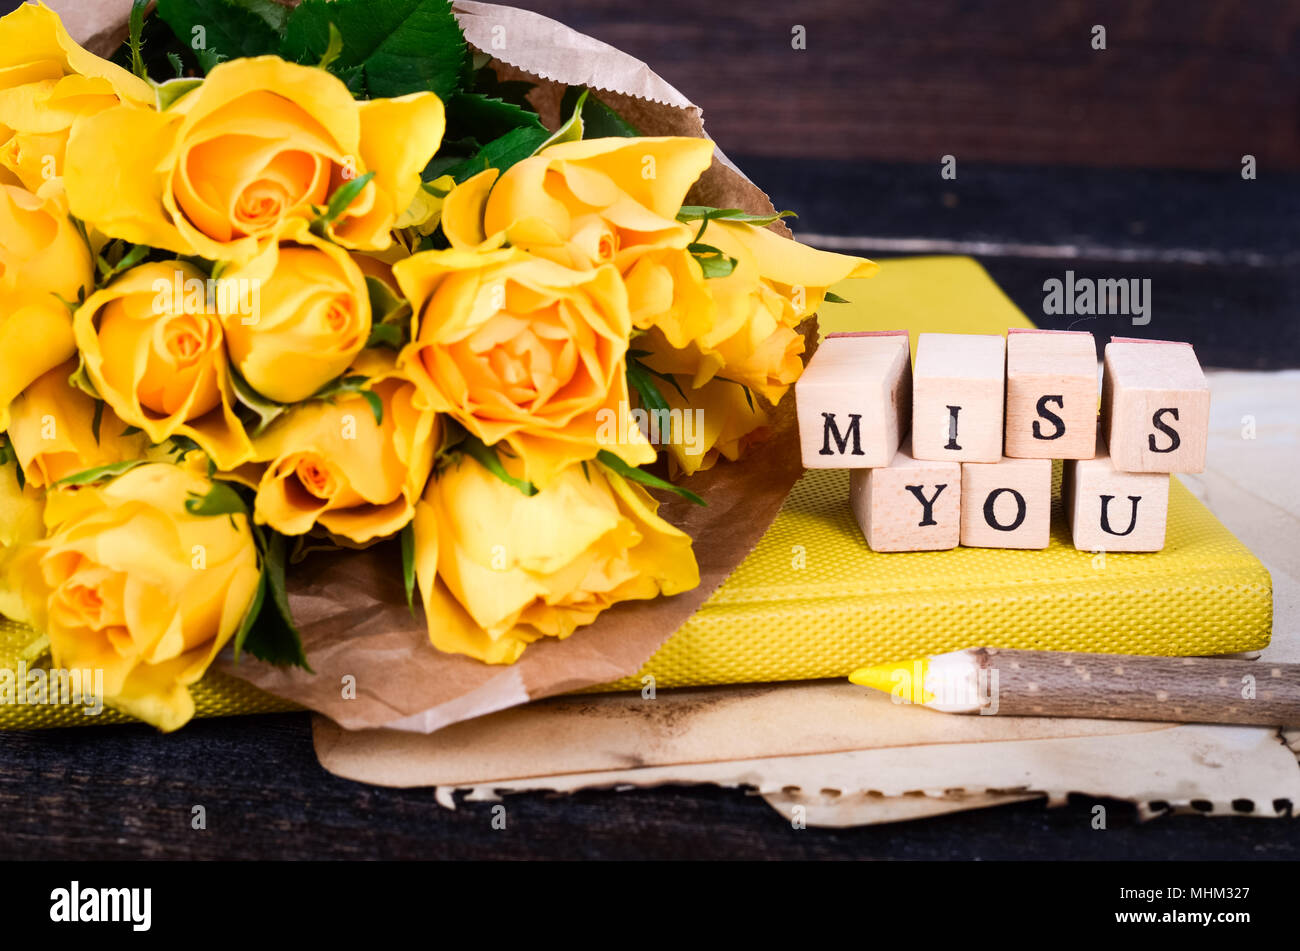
911 332 1005 462
1101 337 1210 473
1004 328 1098 459
1064 430 1170 552
796 331 911 468
960 456 1052 549
850 437 961 551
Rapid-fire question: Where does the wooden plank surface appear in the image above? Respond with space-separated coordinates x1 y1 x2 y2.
517 0 1300 170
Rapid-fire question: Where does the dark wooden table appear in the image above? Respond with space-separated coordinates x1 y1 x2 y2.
4 155 1298 859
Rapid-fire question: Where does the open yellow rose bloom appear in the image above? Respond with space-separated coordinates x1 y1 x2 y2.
0 3 877 729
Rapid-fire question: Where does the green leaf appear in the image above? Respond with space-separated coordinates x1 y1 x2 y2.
677 206 797 228
626 360 670 414
312 375 383 426
365 275 411 327
155 77 203 110
533 88 586 154
228 0 290 32
156 0 282 69
822 291 851 304
596 451 705 506
90 400 104 445
446 92 544 143
317 22 344 70
228 366 288 436
128 0 150 81
231 571 267 662
366 323 405 350
282 0 468 100
54 459 147 488
688 242 738 279
471 67 535 109
400 522 417 615
67 360 100 400
311 171 375 237
236 530 312 670
184 479 250 518
558 85 640 138
442 125 550 183
460 434 536 497
637 361 687 402
166 51 186 79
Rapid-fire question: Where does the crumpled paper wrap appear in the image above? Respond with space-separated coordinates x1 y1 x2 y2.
187 0 810 732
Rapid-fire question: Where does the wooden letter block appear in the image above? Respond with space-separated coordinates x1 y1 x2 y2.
796 330 911 468
1064 432 1170 552
1004 328 1098 459
911 332 1005 463
850 437 961 552
1100 337 1210 473
959 456 1053 549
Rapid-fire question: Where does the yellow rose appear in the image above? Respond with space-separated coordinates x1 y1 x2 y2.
6 359 148 488
0 2 152 191
64 56 445 263
442 138 718 347
0 456 45 624
219 220 371 403
73 261 253 469
642 221 878 404
451 137 714 265
705 219 879 323
13 462 261 731
252 353 438 543
414 454 699 664
0 181 92 430
395 248 654 487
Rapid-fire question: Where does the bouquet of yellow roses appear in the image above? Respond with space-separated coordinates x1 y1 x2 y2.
0 0 875 731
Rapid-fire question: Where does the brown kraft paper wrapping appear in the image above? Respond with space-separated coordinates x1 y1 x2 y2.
181 1 817 731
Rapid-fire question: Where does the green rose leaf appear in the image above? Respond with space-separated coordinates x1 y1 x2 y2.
236 529 312 670
558 85 640 138
156 0 282 69
596 451 705 506
281 0 468 100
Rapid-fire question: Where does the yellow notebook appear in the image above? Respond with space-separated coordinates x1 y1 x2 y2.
0 257 1271 724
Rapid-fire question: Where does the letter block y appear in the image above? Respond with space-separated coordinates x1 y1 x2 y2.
851 438 961 551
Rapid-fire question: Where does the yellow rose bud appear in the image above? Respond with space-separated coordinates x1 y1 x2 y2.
219 221 372 403
640 221 878 404
0 458 45 625
14 462 261 731
6 359 149 488
655 375 773 478
0 181 91 430
414 454 699 664
0 2 152 190
703 219 879 323
395 248 655 487
73 261 253 470
252 353 438 544
64 56 445 263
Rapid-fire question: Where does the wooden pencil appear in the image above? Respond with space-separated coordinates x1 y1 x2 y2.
849 648 1300 726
